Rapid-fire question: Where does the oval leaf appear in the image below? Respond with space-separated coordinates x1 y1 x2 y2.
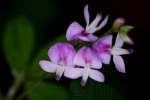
3 16 34 75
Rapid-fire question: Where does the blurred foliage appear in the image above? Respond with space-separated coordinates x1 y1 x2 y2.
3 17 34 77
26 82 70 100
70 80 124 100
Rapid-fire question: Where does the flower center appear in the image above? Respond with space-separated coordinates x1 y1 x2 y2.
81 31 89 36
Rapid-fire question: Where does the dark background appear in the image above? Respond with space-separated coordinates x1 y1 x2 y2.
0 0 150 100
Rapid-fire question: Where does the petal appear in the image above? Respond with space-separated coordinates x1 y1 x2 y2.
48 43 76 66
86 14 102 33
74 47 102 69
39 60 58 72
87 34 98 41
96 15 109 31
66 22 84 41
55 66 65 81
77 34 98 42
81 67 89 86
64 67 83 79
99 53 111 64
114 33 123 48
92 35 112 62
94 35 113 47
84 5 90 26
113 55 126 73
111 47 132 55
89 69 105 82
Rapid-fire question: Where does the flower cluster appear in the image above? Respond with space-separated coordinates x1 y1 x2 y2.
39 5 133 86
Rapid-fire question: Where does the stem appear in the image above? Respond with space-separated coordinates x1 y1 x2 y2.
16 74 49 100
6 75 23 100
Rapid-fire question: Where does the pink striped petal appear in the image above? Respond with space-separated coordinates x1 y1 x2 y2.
77 34 98 42
66 22 84 41
74 47 102 69
48 43 76 66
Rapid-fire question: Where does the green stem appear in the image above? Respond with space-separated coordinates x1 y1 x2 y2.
6 75 23 100
16 74 49 100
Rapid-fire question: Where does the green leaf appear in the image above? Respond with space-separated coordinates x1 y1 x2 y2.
26 82 70 100
26 34 66 81
3 16 34 75
70 80 124 100
119 25 134 34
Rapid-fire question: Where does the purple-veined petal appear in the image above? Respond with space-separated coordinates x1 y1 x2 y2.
114 33 123 48
84 5 90 26
87 34 98 41
86 14 102 33
113 55 126 73
96 15 109 31
48 43 76 66
93 35 113 47
89 69 105 82
66 22 84 41
74 47 102 69
92 35 112 64
64 67 83 79
111 47 132 55
99 53 111 64
77 34 98 42
39 60 58 72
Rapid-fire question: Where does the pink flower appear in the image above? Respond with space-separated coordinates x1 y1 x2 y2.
65 47 104 86
39 43 80 81
93 34 132 73
66 5 108 42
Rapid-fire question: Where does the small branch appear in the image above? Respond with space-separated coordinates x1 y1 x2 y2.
16 74 49 100
6 75 23 100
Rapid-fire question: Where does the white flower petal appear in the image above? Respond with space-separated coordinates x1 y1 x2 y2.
39 60 58 72
81 67 89 86
55 66 65 81
64 67 83 79
113 55 126 73
114 33 123 48
111 47 131 55
87 14 102 33
84 5 90 26
89 69 105 82
96 15 109 31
